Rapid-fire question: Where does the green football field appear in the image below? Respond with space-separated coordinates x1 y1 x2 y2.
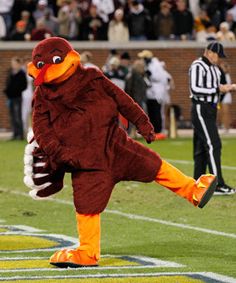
0 137 236 283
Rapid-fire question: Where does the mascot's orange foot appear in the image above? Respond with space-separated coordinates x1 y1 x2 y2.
50 248 98 268
193 174 218 208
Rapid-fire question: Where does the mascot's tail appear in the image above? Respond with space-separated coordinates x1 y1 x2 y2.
23 128 65 199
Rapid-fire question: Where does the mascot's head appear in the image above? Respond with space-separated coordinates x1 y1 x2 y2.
28 37 81 86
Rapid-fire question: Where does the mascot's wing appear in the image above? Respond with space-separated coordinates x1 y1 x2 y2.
101 75 155 142
23 129 65 199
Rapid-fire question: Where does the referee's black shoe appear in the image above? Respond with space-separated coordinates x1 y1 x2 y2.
214 184 236 195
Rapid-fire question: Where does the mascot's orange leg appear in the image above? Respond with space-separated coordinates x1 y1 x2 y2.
156 160 217 208
50 213 100 268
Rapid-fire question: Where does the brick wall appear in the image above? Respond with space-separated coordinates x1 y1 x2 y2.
0 41 235 130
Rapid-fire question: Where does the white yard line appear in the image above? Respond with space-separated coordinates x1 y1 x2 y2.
1 188 236 239
0 257 48 261
0 265 180 273
3 225 43 233
0 272 235 282
0 255 183 268
105 210 236 239
166 159 236 171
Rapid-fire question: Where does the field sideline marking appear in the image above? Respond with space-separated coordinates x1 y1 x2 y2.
166 158 236 171
0 255 183 269
105 210 236 239
0 272 235 282
0 257 48 260
0 232 78 253
0 266 180 273
1 188 236 240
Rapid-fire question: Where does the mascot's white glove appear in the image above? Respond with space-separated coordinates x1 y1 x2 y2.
23 129 65 199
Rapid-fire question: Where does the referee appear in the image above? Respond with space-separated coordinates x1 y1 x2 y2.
189 41 235 195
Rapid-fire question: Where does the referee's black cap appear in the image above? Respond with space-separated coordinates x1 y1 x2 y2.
207 41 226 58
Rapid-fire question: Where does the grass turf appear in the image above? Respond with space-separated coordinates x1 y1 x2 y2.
0 137 235 281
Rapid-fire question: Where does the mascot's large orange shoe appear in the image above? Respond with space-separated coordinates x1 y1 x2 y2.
50 214 100 268
193 174 218 208
50 248 98 268
156 160 217 208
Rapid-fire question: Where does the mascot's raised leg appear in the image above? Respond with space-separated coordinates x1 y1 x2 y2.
156 160 217 208
50 213 100 268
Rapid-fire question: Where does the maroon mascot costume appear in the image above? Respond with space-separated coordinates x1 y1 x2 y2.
23 37 217 268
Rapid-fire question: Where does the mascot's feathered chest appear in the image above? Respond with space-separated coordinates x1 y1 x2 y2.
34 68 119 147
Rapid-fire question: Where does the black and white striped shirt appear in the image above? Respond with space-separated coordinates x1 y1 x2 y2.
189 56 222 104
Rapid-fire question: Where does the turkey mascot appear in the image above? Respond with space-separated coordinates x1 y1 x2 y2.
23 37 217 268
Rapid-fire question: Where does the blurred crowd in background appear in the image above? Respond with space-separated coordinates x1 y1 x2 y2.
3 48 176 140
1 0 236 42
4 46 233 141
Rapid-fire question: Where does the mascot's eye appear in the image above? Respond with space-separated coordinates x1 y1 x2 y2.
52 56 62 64
36 61 45 69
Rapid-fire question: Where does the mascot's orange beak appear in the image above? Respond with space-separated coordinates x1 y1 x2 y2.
34 64 50 86
28 50 80 86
